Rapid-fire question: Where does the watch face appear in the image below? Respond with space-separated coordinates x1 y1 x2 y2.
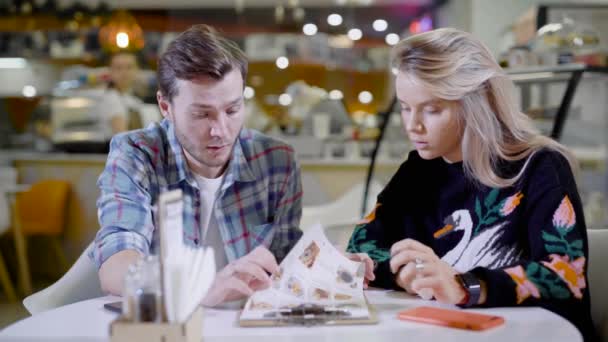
457 272 481 307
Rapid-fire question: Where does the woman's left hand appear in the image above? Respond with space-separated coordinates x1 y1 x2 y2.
390 238 466 305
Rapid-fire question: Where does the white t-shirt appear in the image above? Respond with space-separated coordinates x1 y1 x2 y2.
93 89 143 140
193 173 228 272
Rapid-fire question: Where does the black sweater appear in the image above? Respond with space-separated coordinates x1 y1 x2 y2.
347 149 595 341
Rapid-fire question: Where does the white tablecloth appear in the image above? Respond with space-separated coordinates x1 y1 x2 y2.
0 289 582 342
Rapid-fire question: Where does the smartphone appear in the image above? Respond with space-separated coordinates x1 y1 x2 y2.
397 306 504 331
103 301 123 314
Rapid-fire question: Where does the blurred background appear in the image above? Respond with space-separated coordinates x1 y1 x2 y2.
0 0 607 328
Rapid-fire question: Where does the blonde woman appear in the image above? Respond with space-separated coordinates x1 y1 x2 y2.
347 28 595 340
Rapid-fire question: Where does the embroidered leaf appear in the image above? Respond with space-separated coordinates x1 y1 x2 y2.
484 188 499 209
526 263 573 300
488 205 501 215
368 249 391 262
354 225 367 240
475 198 482 220
527 262 539 275
535 283 550 298
539 266 552 278
359 242 379 253
570 239 583 249
484 216 498 226
548 284 570 299
347 225 391 263
569 249 584 258
542 231 563 243
347 226 367 252
546 244 568 254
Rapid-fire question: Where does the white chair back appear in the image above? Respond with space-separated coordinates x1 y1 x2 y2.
23 242 103 314
588 229 608 341
301 180 383 249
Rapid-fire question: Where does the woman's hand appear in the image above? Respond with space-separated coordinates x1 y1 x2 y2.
390 238 466 304
344 252 376 289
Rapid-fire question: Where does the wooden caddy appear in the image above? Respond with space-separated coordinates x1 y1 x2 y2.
109 306 203 342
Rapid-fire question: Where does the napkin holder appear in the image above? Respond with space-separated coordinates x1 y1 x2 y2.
109 305 203 342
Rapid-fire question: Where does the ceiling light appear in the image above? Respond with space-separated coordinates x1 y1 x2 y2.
348 28 362 41
278 93 292 106
385 33 400 46
329 89 343 100
373 19 388 32
358 91 373 104
276 56 289 69
303 23 318 36
243 86 255 99
22 85 37 98
327 13 343 26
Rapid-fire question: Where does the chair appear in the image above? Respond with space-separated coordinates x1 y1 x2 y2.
10 179 70 295
23 242 103 314
0 166 18 301
588 229 608 341
301 180 384 249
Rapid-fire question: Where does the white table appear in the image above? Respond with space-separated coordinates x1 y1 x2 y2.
0 289 582 342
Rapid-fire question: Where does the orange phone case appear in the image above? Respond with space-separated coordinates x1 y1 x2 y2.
397 306 505 331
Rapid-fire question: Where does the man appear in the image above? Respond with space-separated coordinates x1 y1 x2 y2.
90 25 303 307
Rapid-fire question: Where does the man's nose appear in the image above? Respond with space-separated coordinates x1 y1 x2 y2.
209 116 226 137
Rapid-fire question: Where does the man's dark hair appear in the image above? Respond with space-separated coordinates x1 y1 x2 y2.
157 24 248 102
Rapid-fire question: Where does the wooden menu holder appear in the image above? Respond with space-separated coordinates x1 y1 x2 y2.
109 306 203 342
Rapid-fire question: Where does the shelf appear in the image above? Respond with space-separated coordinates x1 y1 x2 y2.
505 63 587 75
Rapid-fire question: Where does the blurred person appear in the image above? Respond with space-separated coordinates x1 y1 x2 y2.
347 28 596 341
93 52 144 142
90 25 303 307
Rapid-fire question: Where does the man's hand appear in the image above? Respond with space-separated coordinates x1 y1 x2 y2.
99 250 142 295
345 252 376 288
201 246 279 307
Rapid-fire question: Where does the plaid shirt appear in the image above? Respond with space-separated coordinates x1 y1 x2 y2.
90 119 303 269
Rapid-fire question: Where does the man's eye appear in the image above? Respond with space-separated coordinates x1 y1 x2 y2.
227 107 240 115
193 113 209 119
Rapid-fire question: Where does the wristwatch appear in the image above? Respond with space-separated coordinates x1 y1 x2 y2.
454 272 481 308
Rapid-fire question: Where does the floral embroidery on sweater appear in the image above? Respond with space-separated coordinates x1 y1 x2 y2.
506 196 586 302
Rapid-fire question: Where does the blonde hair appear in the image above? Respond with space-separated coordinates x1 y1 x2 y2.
391 28 578 188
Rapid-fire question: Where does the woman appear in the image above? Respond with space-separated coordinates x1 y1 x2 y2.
347 28 595 340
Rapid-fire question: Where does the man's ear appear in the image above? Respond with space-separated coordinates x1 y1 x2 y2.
157 90 171 119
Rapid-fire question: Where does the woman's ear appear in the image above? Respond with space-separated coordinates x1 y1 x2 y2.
157 91 171 119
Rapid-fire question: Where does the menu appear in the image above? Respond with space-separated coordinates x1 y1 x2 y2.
240 224 370 323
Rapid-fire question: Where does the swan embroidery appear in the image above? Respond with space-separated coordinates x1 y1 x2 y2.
435 209 522 273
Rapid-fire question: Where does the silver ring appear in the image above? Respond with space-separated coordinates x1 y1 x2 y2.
414 258 425 271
